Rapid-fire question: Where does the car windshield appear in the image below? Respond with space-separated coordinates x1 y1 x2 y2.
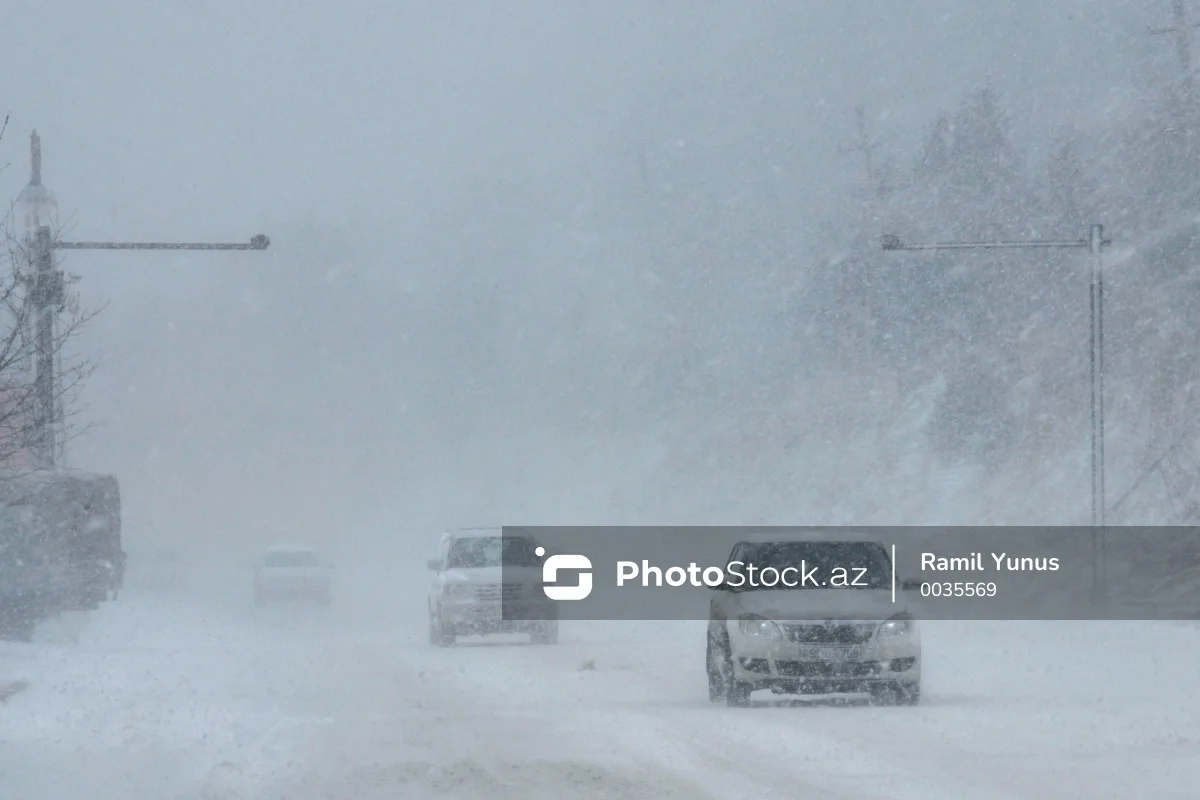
727 541 892 590
444 536 541 569
265 550 319 568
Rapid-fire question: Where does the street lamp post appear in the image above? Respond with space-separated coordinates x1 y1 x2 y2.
52 235 270 251
16 131 270 469
881 225 1112 600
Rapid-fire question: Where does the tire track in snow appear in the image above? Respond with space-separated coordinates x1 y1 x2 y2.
384 620 1200 800
271 623 973 800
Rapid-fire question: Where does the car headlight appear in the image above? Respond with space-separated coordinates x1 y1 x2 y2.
442 584 474 599
877 612 915 637
737 615 783 640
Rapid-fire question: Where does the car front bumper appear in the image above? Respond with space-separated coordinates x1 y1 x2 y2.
729 631 920 693
438 599 556 634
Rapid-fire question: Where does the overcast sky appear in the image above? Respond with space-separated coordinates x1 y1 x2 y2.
1 2 1156 262
0 1 1179 550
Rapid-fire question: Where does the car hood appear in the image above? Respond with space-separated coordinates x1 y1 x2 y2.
440 566 542 585
728 588 907 621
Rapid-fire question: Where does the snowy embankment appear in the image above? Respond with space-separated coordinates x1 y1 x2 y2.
2 560 1199 799
0 585 343 799
594 219 1200 529
619 355 1190 528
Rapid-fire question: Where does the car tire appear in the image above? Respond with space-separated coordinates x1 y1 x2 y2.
725 675 753 706
531 621 558 645
712 631 753 707
896 681 921 706
871 681 921 706
706 634 726 702
429 609 455 647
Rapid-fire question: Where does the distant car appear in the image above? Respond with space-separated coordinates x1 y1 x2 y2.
427 527 557 646
254 544 332 605
706 530 921 707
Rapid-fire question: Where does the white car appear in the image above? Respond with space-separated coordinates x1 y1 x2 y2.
427 527 557 646
253 544 332 605
706 530 921 706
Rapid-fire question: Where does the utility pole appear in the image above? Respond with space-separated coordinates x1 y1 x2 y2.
1088 224 1107 537
15 131 270 469
1150 1 1200 111
881 225 1112 602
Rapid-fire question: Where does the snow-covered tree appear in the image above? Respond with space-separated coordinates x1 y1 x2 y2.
914 114 951 180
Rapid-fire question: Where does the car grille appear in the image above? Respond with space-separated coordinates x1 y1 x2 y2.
782 622 874 645
473 583 524 602
775 660 882 678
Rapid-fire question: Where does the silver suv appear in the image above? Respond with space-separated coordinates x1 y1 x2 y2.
706 530 921 706
427 528 558 646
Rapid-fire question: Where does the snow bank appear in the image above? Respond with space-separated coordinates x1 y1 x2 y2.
0 592 324 800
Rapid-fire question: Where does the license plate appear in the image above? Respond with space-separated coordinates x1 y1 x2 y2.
471 606 503 618
802 646 861 661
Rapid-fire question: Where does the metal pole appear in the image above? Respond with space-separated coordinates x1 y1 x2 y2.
52 235 270 251
1089 223 1107 601
32 226 61 468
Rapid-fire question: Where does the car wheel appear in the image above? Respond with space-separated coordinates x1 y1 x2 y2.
896 681 921 706
429 609 455 647
870 681 921 706
713 631 753 707
531 621 558 645
725 675 753 707
706 634 726 701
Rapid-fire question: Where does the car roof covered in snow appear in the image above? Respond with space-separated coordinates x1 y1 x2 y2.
443 527 538 540
737 528 887 545
444 527 502 538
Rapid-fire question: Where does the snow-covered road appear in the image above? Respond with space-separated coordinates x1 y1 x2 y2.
2 563 1198 799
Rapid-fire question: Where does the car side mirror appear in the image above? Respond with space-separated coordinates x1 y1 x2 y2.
900 578 921 591
427 558 442 572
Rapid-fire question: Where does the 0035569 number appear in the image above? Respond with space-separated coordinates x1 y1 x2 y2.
920 581 998 598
